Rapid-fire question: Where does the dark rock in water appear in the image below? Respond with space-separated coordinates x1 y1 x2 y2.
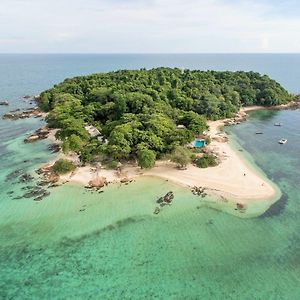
0 101 9 106
191 186 206 197
48 183 61 188
21 187 50 200
48 143 60 153
18 173 34 183
33 190 50 201
21 185 35 190
236 202 246 210
206 219 214 225
5 169 25 181
156 197 164 204
163 191 174 203
37 181 50 186
153 207 160 214
85 186 94 189
156 191 175 211
24 127 50 143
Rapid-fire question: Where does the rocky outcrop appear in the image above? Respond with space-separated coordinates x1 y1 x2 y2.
3 107 43 120
224 111 248 126
274 100 300 111
156 191 174 206
47 143 61 153
36 165 60 184
18 173 34 183
154 191 175 214
5 168 52 201
21 187 50 201
24 127 50 143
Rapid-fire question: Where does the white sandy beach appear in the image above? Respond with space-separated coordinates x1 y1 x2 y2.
54 109 278 206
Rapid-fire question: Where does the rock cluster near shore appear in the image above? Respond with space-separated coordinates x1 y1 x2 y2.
191 186 207 197
154 191 174 214
224 111 248 126
24 127 50 143
274 100 300 110
5 168 52 201
3 107 43 120
36 165 60 185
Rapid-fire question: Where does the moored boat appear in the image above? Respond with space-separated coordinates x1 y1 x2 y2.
274 122 282 126
278 138 287 144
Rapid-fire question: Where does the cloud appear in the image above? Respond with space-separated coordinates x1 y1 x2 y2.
0 0 299 52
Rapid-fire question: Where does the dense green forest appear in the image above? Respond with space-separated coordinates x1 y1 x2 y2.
39 67 292 166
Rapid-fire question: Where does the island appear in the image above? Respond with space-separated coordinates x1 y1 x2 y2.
34 68 295 215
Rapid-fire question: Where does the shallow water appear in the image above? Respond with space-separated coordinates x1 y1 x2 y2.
1 55 300 299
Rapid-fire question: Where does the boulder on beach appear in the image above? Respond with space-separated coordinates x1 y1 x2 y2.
89 176 107 188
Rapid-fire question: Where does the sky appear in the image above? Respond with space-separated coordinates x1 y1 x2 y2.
0 0 300 53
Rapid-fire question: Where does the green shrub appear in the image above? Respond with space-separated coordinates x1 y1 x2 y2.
190 153 197 161
52 159 76 174
138 149 156 169
170 146 191 169
107 160 119 169
195 154 218 168
205 136 211 145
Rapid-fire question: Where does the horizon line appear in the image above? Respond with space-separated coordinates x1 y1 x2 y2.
1 52 300 55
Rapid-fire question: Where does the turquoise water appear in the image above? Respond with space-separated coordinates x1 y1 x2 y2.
1 55 300 299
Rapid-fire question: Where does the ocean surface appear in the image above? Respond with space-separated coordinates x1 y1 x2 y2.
1 54 300 299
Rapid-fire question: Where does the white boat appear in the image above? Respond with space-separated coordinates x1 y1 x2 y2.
278 139 287 144
274 122 282 126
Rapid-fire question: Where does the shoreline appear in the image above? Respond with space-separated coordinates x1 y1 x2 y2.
42 106 282 216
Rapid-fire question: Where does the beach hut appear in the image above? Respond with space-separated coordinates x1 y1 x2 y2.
85 125 101 137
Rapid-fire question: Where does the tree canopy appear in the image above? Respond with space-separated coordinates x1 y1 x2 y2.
40 67 292 165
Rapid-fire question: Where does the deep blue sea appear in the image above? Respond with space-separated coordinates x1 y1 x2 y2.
1 54 300 299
